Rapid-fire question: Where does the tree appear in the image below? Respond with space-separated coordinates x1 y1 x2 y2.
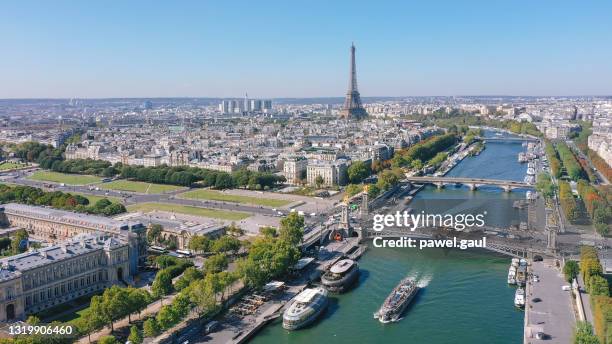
175 266 204 291
574 321 599 344
128 288 151 321
79 308 105 343
25 315 40 325
98 336 119 344
205 253 229 274
226 222 244 236
188 235 211 254
100 286 130 333
259 226 277 238
128 325 143 344
410 159 423 171
367 184 381 198
189 278 218 316
156 305 178 330
211 236 241 255
143 318 160 338
347 160 371 184
279 212 304 246
147 224 163 244
563 260 580 282
315 175 324 188
589 275 610 296
11 228 28 254
152 270 173 303
156 255 178 269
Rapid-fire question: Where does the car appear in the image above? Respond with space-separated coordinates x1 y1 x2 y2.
533 255 543 262
562 285 571 291
532 297 542 303
204 320 220 334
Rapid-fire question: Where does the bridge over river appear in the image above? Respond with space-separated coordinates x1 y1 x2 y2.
476 136 539 143
404 176 533 192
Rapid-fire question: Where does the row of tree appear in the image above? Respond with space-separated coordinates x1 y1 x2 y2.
121 164 285 190
187 234 242 256
577 181 611 236
392 133 457 168
558 181 580 223
72 286 152 342
0 184 126 216
39 158 117 177
545 141 563 179
589 150 612 181
579 247 612 344
9 141 62 163
535 173 556 199
556 142 587 181
581 247 609 297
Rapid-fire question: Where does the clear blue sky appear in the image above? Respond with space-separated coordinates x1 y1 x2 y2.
1 0 611 98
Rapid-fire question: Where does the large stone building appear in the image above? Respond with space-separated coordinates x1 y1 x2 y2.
283 156 307 185
306 159 349 187
0 233 131 322
1 204 146 275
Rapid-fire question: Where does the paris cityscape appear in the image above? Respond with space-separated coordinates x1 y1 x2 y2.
0 2 611 344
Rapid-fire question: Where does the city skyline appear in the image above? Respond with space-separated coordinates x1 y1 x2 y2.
1 1 612 98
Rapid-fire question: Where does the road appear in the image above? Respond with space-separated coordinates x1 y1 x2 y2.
568 140 610 185
3 172 279 216
525 260 575 343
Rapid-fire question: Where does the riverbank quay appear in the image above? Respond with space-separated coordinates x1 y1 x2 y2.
524 259 575 343
171 238 362 344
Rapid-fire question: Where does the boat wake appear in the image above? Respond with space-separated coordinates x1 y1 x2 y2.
417 274 432 288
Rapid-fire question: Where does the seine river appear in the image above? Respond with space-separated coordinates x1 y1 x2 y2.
252 131 527 344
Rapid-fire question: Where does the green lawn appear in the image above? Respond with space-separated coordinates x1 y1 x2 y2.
73 192 121 204
0 162 27 171
179 189 291 207
100 180 183 194
127 202 250 221
28 171 101 185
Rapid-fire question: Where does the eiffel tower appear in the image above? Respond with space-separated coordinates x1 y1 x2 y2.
340 43 368 120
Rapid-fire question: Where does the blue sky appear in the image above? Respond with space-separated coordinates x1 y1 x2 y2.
1 0 611 98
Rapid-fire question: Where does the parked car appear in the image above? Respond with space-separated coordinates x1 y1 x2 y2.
204 320 220 334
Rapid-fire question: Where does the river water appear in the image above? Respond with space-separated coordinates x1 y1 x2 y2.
252 131 528 344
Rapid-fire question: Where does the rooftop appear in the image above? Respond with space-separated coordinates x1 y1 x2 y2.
3 203 142 233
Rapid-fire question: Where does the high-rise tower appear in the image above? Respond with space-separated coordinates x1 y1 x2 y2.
340 43 367 120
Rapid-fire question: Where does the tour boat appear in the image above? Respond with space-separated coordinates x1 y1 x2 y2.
374 277 419 323
283 287 328 330
321 259 360 293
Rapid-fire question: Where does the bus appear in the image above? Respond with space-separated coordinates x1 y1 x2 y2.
176 249 192 257
148 246 168 254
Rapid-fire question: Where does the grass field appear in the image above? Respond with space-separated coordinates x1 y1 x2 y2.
127 202 250 221
100 180 183 194
180 189 291 207
73 192 121 204
0 162 27 171
29 171 101 185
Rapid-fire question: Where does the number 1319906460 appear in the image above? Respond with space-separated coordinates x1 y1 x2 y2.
8 325 73 336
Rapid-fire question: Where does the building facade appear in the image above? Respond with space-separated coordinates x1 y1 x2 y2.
1 204 146 275
0 234 130 322
283 156 307 185
306 159 348 187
